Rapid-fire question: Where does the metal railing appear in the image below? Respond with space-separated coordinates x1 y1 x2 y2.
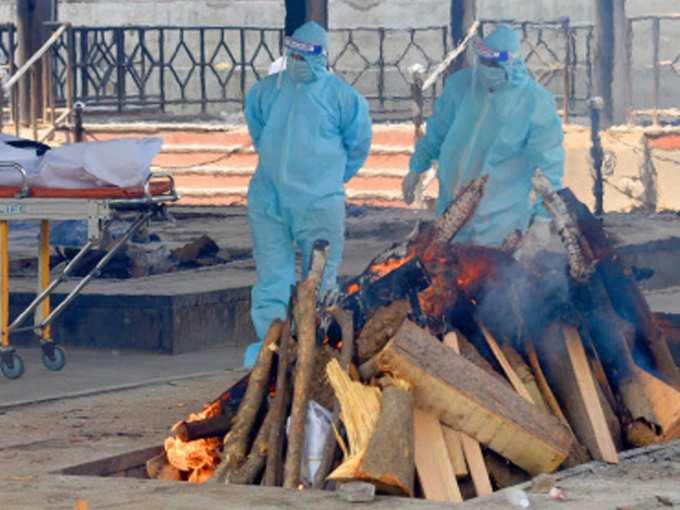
629 14 680 125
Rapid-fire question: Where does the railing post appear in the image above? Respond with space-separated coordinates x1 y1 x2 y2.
378 27 385 111
72 101 83 143
411 67 424 144
66 23 74 114
562 20 571 124
200 28 206 114
41 52 49 124
240 28 246 107
115 28 126 114
30 66 38 140
652 17 660 126
159 28 165 112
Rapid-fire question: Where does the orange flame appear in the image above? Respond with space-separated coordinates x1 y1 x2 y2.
368 247 415 280
164 399 223 482
347 283 359 295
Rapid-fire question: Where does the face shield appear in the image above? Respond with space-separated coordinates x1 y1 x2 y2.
471 36 519 91
282 36 327 83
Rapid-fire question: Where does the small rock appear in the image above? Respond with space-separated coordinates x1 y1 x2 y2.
530 473 557 493
337 481 376 503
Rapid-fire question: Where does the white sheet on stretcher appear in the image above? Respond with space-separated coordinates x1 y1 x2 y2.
0 135 163 189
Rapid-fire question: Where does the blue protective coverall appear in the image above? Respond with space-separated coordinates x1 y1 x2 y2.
243 21 372 364
409 24 565 247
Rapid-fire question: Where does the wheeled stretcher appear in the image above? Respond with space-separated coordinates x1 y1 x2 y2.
0 161 178 379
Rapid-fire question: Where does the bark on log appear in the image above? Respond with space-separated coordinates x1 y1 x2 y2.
211 320 282 483
146 452 183 481
263 294 294 487
356 300 409 364
176 412 232 443
229 407 274 485
343 384 415 496
283 240 328 488
376 320 572 475
313 306 354 489
484 450 530 489
558 188 680 388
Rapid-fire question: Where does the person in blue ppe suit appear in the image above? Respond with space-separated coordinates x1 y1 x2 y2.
402 24 565 248
243 21 372 367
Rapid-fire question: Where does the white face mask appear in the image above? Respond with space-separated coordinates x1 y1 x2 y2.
478 64 507 90
288 56 315 83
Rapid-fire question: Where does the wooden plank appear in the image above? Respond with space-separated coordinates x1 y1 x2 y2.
441 425 468 478
562 323 619 464
500 343 552 414
377 322 571 475
525 341 569 424
413 408 463 502
442 332 491 493
479 322 534 403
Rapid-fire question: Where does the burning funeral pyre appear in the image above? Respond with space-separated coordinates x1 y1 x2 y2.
151 172 680 502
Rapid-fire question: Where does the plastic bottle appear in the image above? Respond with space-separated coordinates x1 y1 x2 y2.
506 488 530 508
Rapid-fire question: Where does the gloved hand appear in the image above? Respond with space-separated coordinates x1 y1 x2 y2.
402 171 420 205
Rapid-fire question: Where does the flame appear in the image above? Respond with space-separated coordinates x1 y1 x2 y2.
164 399 223 482
347 283 359 295
368 247 415 280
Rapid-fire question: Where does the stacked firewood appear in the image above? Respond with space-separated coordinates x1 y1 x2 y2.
150 174 680 502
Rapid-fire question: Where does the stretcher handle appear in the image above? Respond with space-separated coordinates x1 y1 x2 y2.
144 172 178 202
0 161 29 198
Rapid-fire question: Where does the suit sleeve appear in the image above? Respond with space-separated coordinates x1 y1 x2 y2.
410 73 460 174
340 89 373 183
526 92 565 218
244 80 268 153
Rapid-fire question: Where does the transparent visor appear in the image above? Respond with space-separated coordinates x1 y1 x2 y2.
472 37 518 63
283 36 327 56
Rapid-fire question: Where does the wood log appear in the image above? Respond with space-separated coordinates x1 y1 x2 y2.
635 367 680 441
284 241 328 488
413 408 462 502
654 312 680 367
313 306 354 489
558 188 680 388
441 425 468 478
229 406 273 485
176 412 232 443
263 294 294 487
358 356 381 381
456 331 511 388
376 320 572 475
562 323 619 464
442 331 491 495
499 343 552 414
146 451 183 481
356 300 410 364
348 384 416 496
213 319 283 483
479 322 533 403
534 320 620 463
524 340 591 468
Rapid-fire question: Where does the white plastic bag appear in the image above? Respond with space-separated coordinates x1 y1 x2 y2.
286 399 332 486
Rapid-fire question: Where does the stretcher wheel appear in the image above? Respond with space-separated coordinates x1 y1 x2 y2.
42 345 66 371
1 352 24 380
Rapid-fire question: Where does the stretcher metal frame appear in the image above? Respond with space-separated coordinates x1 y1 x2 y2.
0 161 178 379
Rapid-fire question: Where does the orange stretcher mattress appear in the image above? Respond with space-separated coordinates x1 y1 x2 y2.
0 180 172 199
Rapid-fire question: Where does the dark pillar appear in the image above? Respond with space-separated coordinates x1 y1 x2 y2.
449 0 477 73
16 0 55 125
593 0 629 127
305 0 328 29
285 0 306 36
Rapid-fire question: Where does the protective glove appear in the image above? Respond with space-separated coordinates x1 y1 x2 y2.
402 171 420 205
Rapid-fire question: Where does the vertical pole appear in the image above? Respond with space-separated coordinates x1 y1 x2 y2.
448 0 477 74
240 28 246 107
159 28 165 112
378 28 385 111
8 23 18 133
41 52 49 123
66 23 74 114
1 220 8 348
73 101 83 142
116 28 125 114
305 0 328 29
200 28 206 114
411 69 424 144
562 21 571 124
626 19 633 126
37 220 50 339
652 18 660 126
589 97 604 216
593 0 614 126
30 67 38 140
